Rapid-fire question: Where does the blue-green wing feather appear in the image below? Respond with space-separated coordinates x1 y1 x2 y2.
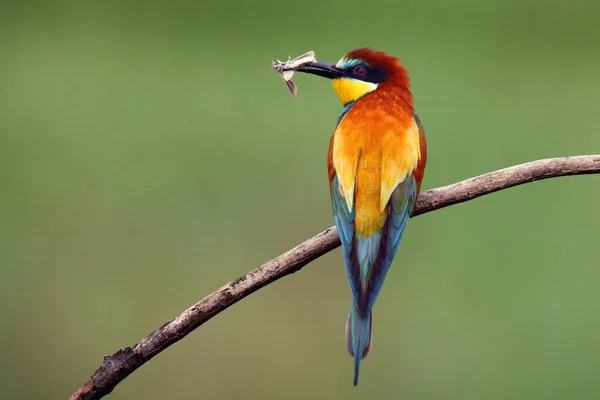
331 175 361 307
365 174 417 310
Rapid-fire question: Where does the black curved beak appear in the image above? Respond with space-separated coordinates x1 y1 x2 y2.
296 62 344 79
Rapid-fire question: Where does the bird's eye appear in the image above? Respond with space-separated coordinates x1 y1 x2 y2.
354 65 367 76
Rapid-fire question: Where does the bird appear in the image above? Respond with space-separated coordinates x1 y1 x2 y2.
295 48 428 386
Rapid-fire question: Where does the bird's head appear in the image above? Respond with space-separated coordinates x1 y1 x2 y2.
296 47 410 105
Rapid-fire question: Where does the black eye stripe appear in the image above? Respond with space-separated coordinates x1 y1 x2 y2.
345 64 387 84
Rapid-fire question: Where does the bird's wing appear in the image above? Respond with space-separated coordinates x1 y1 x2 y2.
331 173 361 304
365 174 417 309
412 112 428 194
363 117 422 309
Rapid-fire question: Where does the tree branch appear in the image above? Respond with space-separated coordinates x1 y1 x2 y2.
70 155 600 400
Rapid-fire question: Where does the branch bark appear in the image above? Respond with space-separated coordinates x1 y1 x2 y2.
70 155 600 400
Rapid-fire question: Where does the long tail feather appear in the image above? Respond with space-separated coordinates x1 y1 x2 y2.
345 305 372 386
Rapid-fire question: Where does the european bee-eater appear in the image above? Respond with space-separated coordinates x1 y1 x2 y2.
295 48 427 385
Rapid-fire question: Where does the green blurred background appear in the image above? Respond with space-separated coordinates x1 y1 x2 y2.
2 1 600 399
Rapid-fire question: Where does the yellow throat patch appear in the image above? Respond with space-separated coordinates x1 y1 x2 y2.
332 78 378 105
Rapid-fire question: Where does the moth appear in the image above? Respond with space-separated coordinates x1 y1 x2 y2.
272 50 317 97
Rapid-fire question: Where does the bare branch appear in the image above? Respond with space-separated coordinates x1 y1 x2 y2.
70 155 600 400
